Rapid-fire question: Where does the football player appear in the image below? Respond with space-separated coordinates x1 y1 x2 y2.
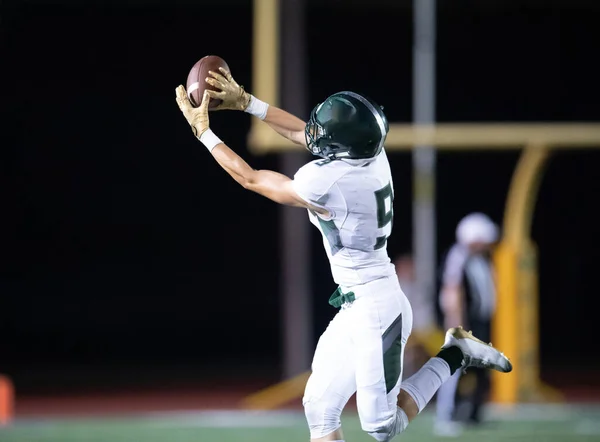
175 70 512 442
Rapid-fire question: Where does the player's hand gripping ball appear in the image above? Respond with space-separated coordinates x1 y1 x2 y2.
204 67 251 111
176 86 211 139
186 55 250 111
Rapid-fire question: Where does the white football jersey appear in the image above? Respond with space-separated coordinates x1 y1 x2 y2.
292 149 396 287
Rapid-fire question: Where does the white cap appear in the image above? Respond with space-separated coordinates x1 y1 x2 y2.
456 212 499 245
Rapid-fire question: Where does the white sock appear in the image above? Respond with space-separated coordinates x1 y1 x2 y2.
401 357 452 413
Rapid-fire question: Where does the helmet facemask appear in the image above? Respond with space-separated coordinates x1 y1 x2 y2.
304 100 355 159
305 104 327 157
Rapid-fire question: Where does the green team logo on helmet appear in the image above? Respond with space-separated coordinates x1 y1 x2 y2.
304 91 389 160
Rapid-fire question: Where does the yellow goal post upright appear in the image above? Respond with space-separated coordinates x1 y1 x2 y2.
242 0 600 410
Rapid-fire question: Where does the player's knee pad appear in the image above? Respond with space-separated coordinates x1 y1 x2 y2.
303 396 343 439
362 407 409 442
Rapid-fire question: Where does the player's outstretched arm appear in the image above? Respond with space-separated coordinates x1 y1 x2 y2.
261 105 307 146
205 68 306 146
210 143 311 207
175 86 326 214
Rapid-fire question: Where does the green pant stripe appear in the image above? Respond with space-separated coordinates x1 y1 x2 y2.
382 313 403 394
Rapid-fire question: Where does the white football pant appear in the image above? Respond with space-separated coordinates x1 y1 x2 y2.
303 275 413 442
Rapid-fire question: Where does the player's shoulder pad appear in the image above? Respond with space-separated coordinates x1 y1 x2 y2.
292 158 348 205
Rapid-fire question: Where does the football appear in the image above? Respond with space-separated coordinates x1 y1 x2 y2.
186 55 230 109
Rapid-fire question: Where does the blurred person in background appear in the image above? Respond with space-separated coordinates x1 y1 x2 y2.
434 213 499 437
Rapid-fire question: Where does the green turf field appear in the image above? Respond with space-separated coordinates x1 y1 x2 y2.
2 405 600 442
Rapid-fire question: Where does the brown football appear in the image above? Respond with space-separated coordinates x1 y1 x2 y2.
186 55 230 109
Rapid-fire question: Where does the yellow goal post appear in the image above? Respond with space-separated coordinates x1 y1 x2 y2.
242 124 600 409
241 0 600 410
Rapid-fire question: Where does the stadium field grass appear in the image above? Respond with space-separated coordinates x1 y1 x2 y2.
2 405 600 442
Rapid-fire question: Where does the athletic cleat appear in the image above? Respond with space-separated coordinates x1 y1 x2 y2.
441 326 513 373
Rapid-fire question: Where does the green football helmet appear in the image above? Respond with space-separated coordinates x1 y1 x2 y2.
305 91 389 159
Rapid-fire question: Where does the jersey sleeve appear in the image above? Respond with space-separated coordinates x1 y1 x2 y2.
442 244 468 286
291 161 335 211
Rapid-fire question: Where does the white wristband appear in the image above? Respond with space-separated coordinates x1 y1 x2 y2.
199 129 223 152
244 95 269 120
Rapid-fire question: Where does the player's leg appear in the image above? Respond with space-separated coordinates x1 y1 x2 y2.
351 290 460 442
399 326 512 424
466 319 492 424
468 368 489 424
303 306 357 442
435 370 460 422
351 277 414 442
351 277 512 442
434 370 463 437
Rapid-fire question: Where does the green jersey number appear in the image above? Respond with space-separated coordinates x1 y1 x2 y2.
374 182 394 250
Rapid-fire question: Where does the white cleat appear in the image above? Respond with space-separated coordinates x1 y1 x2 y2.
442 326 513 373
